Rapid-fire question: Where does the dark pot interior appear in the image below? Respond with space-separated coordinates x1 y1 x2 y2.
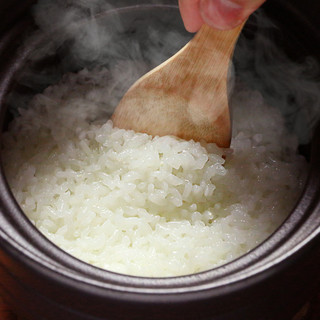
0 1 320 320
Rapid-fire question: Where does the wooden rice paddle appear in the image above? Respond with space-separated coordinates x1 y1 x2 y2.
112 23 245 148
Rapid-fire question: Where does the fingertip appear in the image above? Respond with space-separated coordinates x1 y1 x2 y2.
199 0 265 30
184 19 204 33
179 0 204 32
200 0 245 30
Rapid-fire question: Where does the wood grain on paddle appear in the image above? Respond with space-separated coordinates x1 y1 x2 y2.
112 23 244 147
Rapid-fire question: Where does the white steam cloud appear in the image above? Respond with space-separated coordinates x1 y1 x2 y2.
234 13 320 144
7 0 320 144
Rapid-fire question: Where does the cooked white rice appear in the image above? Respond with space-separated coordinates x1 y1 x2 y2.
1 68 307 277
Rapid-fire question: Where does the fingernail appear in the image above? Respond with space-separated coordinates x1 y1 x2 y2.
200 0 245 30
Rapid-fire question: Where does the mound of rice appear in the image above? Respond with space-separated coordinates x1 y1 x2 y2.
1 68 307 277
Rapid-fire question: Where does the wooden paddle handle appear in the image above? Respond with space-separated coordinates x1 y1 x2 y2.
185 22 245 80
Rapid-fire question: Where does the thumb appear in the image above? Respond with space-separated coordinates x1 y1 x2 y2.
199 0 266 30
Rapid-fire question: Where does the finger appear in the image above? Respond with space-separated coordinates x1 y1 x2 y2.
199 0 266 30
179 0 204 32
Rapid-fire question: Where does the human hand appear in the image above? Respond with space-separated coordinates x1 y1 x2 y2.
179 0 266 32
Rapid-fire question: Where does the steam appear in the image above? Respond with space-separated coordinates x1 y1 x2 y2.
30 0 190 71
7 0 190 116
7 0 320 144
234 13 320 144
